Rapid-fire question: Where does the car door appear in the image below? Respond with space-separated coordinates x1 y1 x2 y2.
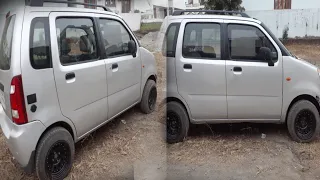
225 20 283 120
176 19 227 121
49 12 108 137
97 16 141 119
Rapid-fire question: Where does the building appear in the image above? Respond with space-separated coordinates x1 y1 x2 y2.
242 0 320 11
185 0 205 9
94 0 186 19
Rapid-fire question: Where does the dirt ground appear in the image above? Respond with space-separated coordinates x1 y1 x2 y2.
1 35 320 179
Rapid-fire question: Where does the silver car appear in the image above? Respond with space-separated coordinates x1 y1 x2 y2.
0 1 157 179
164 10 320 144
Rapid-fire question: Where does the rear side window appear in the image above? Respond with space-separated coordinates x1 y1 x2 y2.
56 18 98 65
30 18 52 69
183 23 221 60
0 15 16 70
162 23 180 57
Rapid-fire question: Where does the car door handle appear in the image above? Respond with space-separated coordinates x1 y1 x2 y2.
112 63 118 69
65 72 75 80
183 64 192 69
65 72 76 83
233 67 242 72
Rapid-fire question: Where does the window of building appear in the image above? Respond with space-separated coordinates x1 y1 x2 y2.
105 0 116 7
84 0 97 9
274 0 291 9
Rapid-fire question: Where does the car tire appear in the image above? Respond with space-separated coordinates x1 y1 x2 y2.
167 102 189 144
35 127 75 180
287 100 320 143
140 80 157 114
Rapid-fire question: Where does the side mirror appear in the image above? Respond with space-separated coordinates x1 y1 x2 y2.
259 47 274 66
128 40 137 58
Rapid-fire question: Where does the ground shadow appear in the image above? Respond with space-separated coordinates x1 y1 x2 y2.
188 122 289 140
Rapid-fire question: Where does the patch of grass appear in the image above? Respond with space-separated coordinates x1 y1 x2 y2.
140 22 162 33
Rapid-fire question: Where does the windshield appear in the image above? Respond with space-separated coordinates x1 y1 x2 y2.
0 15 16 70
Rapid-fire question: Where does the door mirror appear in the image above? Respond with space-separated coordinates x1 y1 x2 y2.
259 47 274 66
128 40 137 57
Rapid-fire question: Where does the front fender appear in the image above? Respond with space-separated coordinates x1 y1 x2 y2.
140 47 157 97
281 56 320 122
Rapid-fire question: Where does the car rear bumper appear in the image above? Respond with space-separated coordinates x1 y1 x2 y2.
0 107 45 173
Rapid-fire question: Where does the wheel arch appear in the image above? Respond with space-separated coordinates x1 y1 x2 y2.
285 94 320 123
36 121 75 150
30 121 75 173
166 96 192 121
147 74 157 83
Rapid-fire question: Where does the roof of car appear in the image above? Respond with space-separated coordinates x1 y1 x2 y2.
167 14 261 24
25 6 121 18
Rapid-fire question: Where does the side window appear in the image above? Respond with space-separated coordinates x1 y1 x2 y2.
56 18 98 65
30 18 51 69
228 24 278 62
182 23 221 60
162 23 180 57
99 19 133 58
0 15 16 70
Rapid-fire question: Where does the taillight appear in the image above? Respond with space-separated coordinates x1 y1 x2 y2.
10 75 28 125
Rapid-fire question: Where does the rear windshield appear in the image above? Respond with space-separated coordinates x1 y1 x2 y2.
0 15 16 70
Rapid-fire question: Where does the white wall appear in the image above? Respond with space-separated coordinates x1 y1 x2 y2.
242 0 274 11
246 9 320 38
172 0 187 9
119 13 142 31
292 0 320 9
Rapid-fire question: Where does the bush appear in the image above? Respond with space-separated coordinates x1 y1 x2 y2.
282 26 289 40
140 22 162 32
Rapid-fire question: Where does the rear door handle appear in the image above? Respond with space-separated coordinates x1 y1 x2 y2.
183 64 192 69
65 72 75 80
112 63 118 69
233 67 242 72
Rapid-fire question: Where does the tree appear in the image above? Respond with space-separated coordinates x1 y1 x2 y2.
204 0 245 11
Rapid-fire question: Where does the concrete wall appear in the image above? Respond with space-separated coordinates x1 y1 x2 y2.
119 13 142 31
246 9 320 38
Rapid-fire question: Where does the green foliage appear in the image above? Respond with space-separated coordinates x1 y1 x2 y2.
140 22 162 32
204 0 245 11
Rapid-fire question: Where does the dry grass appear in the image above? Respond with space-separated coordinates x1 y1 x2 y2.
285 43 320 62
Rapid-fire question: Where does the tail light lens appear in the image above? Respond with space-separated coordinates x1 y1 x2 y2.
10 75 28 125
